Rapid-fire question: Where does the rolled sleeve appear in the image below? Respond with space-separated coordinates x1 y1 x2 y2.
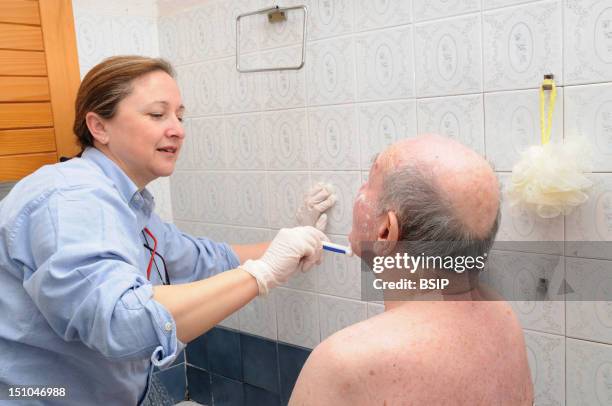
128 284 185 369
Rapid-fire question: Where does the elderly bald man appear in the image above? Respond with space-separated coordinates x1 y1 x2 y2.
289 135 533 406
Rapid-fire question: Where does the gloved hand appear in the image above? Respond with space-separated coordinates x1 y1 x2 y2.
240 226 328 296
295 182 337 231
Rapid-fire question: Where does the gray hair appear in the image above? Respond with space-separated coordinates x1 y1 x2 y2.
376 164 501 266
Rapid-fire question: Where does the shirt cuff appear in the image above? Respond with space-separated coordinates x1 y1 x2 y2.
134 284 185 369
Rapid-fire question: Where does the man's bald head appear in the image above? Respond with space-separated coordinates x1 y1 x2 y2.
379 134 500 239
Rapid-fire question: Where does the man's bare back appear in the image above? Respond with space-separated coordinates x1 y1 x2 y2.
290 298 533 405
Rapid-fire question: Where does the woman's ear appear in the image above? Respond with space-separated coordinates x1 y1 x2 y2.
85 112 109 145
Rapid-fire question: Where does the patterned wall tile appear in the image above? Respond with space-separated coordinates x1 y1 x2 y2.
216 0 261 57
565 0 612 85
565 174 612 260
260 47 306 110
221 173 243 227
266 172 311 229
218 311 242 330
232 172 270 228
186 4 217 63
190 61 227 117
193 172 227 224
170 171 198 221
415 14 483 97
316 235 362 300
147 177 174 223
239 290 278 340
523 330 565 406
310 172 361 235
226 226 274 244
276 288 321 349
355 26 414 102
318 295 367 340
174 10 198 64
110 16 158 57
307 38 356 106
483 0 539 9
306 0 353 41
259 0 305 50
414 0 481 22
485 88 564 171
354 0 412 31
358 100 417 170
225 114 266 170
565 83 612 172
224 56 262 114
158 13 181 63
417 94 485 155
74 12 115 76
483 0 563 91
189 117 227 170
567 337 612 405
486 250 565 335
308 105 360 170
566 257 612 345
263 109 309 170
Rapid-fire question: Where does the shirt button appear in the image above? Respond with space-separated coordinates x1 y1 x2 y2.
164 322 173 332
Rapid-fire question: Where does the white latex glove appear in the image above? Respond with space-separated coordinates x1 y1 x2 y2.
295 182 337 231
240 226 328 296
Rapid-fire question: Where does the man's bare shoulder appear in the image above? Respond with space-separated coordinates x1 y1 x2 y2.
289 312 407 406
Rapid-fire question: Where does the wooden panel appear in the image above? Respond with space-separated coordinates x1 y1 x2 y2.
0 50 46 76
0 103 53 129
0 0 41 25
0 23 44 51
0 128 55 156
39 0 81 158
0 152 56 182
0 77 49 102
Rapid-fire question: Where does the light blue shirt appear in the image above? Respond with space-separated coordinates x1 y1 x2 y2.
0 147 239 405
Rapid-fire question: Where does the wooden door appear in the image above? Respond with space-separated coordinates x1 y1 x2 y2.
0 0 81 181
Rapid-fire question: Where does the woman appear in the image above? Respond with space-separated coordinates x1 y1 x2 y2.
0 56 334 405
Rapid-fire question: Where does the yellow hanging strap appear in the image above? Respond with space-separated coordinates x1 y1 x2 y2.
539 74 557 145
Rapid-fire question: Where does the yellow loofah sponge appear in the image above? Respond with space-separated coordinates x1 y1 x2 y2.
507 137 594 218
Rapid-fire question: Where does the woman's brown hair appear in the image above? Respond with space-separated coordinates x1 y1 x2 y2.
73 55 175 151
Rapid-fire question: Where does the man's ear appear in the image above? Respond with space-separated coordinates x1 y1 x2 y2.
85 112 109 145
375 211 399 254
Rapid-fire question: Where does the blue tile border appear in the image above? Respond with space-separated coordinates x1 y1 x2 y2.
185 327 312 405
211 373 244 406
241 333 279 394
155 363 186 403
277 342 311 406
207 327 243 381
186 365 211 405
244 383 281 406
186 332 209 371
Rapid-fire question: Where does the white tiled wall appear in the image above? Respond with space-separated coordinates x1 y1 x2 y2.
65 0 612 403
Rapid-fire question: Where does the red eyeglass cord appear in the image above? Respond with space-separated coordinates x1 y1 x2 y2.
143 227 157 280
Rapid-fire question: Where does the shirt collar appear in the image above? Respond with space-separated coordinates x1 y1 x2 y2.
81 147 155 216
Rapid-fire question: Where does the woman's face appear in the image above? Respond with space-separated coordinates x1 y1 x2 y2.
101 70 185 188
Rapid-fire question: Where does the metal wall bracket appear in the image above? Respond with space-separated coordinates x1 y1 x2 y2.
236 5 308 73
